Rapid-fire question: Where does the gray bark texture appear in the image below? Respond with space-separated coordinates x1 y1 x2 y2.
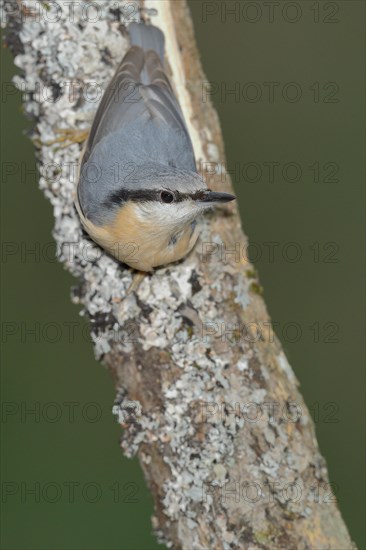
2 0 355 548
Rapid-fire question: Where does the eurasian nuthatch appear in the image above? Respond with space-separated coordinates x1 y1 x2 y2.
76 21 235 272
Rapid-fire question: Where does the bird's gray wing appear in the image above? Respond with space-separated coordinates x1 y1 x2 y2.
82 45 144 165
81 45 196 172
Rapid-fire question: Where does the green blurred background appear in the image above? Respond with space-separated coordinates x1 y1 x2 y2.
1 1 364 548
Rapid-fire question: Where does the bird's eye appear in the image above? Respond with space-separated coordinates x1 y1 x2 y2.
160 191 175 204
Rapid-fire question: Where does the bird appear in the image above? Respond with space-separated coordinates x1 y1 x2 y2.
76 21 235 274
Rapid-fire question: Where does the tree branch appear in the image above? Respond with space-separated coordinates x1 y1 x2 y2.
3 0 354 547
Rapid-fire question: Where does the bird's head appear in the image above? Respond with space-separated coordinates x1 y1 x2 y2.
107 170 236 233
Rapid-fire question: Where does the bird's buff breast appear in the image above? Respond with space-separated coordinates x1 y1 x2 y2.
78 201 200 272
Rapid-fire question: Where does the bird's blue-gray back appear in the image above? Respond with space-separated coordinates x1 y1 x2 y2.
78 24 198 225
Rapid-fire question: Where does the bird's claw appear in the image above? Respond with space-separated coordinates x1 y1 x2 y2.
43 128 89 149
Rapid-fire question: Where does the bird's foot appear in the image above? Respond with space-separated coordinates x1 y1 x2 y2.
126 271 147 295
44 128 89 149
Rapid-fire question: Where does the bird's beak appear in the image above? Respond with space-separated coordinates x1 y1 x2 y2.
198 190 236 207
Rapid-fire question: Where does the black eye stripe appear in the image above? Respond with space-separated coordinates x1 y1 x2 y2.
107 188 208 206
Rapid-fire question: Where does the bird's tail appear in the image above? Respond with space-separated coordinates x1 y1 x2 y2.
129 22 165 85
